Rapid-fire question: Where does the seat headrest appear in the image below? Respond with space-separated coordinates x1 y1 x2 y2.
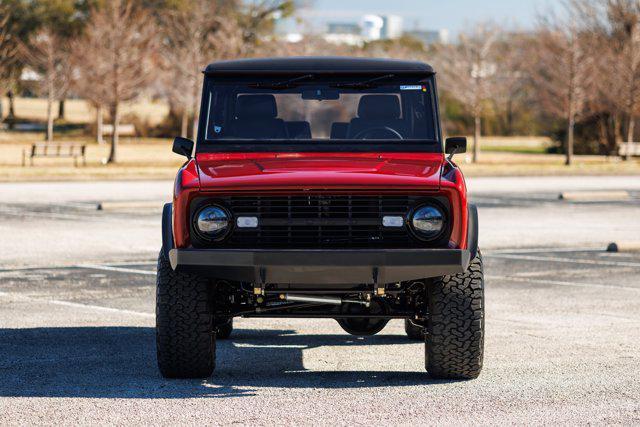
357 95 401 119
236 95 278 119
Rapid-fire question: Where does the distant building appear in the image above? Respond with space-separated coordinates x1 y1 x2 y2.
323 14 407 46
404 29 450 45
361 15 384 41
324 22 363 45
381 15 403 39
327 22 361 35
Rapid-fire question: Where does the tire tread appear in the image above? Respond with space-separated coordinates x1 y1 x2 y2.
156 251 215 378
426 253 484 379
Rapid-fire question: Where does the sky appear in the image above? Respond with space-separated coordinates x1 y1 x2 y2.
295 0 560 34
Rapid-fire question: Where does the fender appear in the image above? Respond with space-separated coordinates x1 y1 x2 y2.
162 203 174 261
467 203 479 259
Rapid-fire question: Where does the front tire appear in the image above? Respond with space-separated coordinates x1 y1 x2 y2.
426 253 484 380
156 250 215 378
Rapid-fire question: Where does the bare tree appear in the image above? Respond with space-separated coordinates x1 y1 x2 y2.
238 0 296 46
0 3 20 120
437 24 500 163
72 0 158 163
598 0 640 160
491 34 531 136
531 1 596 165
21 28 72 142
160 0 245 140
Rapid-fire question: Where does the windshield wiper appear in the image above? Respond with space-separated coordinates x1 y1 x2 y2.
250 74 315 90
332 74 396 89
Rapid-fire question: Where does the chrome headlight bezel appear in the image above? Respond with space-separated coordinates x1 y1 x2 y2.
409 204 447 241
192 204 232 242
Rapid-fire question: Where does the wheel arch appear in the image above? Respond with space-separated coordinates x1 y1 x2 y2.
467 203 479 259
162 203 174 262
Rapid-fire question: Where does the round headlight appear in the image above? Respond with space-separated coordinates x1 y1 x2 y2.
411 205 445 240
195 205 230 240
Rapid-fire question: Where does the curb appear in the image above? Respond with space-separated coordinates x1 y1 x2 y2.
607 242 640 253
559 191 631 201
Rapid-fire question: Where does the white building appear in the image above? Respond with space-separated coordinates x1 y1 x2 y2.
381 15 403 39
361 15 384 41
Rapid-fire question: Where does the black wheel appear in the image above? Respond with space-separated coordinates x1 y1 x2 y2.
215 318 233 340
404 319 425 341
156 250 215 378
426 252 484 380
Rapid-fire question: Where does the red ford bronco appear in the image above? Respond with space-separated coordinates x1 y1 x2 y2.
157 57 483 380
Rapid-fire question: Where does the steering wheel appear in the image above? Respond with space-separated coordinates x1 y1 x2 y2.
353 127 403 140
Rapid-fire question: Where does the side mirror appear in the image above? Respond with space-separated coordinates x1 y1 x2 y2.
172 137 194 158
445 137 467 160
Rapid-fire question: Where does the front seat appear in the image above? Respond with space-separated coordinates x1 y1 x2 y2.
229 95 288 139
347 95 407 139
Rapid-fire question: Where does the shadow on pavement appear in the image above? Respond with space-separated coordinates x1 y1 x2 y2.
0 327 449 399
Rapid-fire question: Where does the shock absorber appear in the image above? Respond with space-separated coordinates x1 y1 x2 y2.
280 294 370 307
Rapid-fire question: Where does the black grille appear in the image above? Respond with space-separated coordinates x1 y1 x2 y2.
198 195 448 249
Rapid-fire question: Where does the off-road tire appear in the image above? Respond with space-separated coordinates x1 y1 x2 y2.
156 250 215 378
426 253 484 380
216 318 233 340
404 319 425 341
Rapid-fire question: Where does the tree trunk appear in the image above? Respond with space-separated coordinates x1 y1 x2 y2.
506 97 513 136
0 93 4 121
46 89 54 143
108 103 120 164
614 114 623 146
191 76 200 139
625 116 635 161
181 108 188 138
192 107 198 139
473 114 481 163
8 90 15 127
96 105 104 144
598 115 608 156
57 98 65 120
566 114 575 166
439 98 447 140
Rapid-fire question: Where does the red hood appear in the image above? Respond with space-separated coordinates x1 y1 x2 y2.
195 152 444 192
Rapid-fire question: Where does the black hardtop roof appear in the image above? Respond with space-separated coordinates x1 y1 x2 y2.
204 56 435 76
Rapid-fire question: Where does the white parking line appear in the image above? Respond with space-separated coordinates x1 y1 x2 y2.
49 300 154 317
0 206 89 221
0 291 154 317
80 264 156 276
490 254 640 268
486 275 640 292
486 247 602 254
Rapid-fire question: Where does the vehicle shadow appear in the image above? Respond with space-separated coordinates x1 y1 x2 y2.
0 326 453 399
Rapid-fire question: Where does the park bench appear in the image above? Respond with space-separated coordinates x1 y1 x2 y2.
618 142 640 157
23 143 87 167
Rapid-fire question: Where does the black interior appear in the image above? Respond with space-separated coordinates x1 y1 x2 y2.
228 94 414 140
229 95 288 139
346 95 407 139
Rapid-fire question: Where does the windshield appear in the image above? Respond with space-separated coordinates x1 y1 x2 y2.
199 75 440 151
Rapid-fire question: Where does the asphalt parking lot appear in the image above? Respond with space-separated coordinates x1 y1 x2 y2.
1 177 639 424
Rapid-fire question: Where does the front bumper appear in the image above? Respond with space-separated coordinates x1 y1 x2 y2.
169 248 471 285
